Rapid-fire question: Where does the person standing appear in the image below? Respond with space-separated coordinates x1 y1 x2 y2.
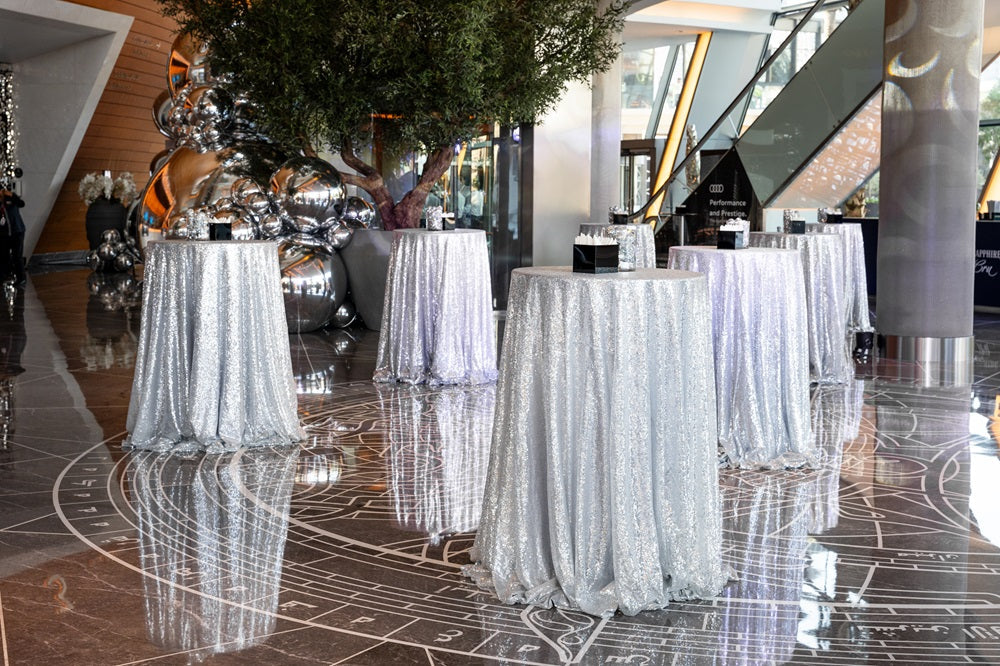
0 186 25 287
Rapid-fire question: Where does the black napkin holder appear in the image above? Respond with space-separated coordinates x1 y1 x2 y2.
573 244 618 273
716 229 746 249
209 222 232 241
788 219 806 234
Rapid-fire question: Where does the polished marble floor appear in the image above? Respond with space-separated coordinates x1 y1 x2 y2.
2 268 1000 664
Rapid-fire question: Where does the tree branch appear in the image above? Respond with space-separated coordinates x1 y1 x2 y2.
389 144 455 230
339 172 370 189
298 135 317 158
415 144 455 194
340 139 379 179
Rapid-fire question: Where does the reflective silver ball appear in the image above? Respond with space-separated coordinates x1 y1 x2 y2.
88 251 103 272
100 229 121 245
278 240 348 333
138 147 223 247
259 213 285 238
189 86 234 126
168 102 189 132
114 254 134 272
324 221 354 249
97 243 117 261
230 217 258 240
152 90 174 138
330 300 357 328
240 190 273 215
149 149 170 177
167 33 213 98
270 156 346 231
340 196 376 229
211 204 242 226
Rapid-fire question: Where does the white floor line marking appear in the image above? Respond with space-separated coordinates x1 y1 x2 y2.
0 588 9 666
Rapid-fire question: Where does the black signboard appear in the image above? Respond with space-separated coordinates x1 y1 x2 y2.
975 222 1000 308
679 150 760 245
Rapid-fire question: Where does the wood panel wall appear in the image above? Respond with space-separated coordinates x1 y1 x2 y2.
33 0 176 254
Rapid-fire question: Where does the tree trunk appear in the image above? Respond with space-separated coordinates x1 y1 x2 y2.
339 143 456 230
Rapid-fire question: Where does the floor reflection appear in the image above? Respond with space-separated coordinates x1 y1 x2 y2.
0 285 22 470
130 448 297 659
82 272 140 371
381 384 495 543
6 267 1000 664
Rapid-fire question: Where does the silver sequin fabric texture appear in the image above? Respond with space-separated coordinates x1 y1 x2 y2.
125 241 306 451
580 222 657 269
667 247 816 469
747 232 852 384
374 229 498 385
815 222 874 334
467 266 729 617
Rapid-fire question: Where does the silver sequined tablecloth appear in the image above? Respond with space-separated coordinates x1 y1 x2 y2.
748 232 852 384
375 229 497 385
125 241 305 451
466 266 728 617
813 222 873 334
667 247 816 469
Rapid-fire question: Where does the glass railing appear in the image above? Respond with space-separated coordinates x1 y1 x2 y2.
626 0 855 229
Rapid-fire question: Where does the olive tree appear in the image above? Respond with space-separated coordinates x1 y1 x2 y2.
158 0 631 229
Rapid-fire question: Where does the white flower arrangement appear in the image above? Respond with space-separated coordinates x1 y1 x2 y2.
78 171 138 207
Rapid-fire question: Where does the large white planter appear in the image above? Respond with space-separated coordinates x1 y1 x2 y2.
340 229 393 330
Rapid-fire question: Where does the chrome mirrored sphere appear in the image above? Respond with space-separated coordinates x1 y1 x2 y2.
240 190 272 215
187 86 234 127
149 149 170 176
259 213 285 238
230 217 258 241
232 94 261 139
167 32 213 98
339 195 376 229
270 156 346 231
152 90 174 138
278 240 349 333
137 147 222 249
114 254 134 271
211 204 242 226
97 243 117 261
330 300 357 328
324 221 354 249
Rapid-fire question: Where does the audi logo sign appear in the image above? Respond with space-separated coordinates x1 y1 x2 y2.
708 184 724 194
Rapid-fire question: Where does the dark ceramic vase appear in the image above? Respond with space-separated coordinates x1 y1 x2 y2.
85 198 127 251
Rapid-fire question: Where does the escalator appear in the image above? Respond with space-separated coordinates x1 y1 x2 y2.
651 0 886 247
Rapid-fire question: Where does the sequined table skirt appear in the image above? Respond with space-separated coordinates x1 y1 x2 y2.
466 267 728 617
812 222 873 334
125 241 305 451
748 232 852 384
579 222 656 269
667 246 816 469
374 229 497 385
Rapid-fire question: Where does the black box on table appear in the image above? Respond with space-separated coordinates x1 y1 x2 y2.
716 230 746 249
573 244 618 273
208 222 232 241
